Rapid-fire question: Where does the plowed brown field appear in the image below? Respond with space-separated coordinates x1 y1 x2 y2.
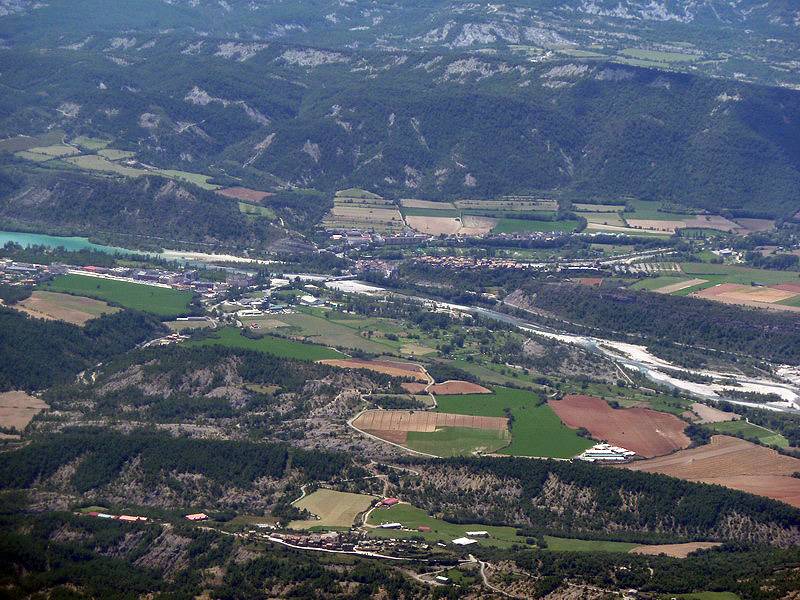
429 381 491 395
217 187 273 202
548 395 689 458
353 409 508 445
623 435 800 508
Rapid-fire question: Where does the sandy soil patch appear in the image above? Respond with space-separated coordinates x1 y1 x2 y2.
626 219 685 233
320 358 428 382
216 187 273 203
549 395 689 458
406 215 462 235
353 409 508 434
623 435 800 508
575 277 603 286
688 402 739 424
0 391 48 430
429 381 492 395
17 291 119 325
400 199 456 210
653 278 707 294
630 542 721 558
401 382 429 394
332 206 403 222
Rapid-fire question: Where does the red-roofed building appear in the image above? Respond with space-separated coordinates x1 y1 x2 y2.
381 498 399 507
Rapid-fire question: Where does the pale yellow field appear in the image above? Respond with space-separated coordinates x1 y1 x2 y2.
400 199 456 210
406 215 462 235
289 489 377 529
0 391 48 431
652 278 708 294
460 214 497 236
17 291 119 325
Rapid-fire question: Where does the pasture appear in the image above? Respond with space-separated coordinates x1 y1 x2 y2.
289 489 376 530
0 391 48 431
436 387 593 458
323 202 405 233
455 199 558 212
707 419 789 448
16 290 119 325
367 504 651 552
237 202 277 219
187 327 342 361
624 435 800 508
274 312 395 354
0 131 63 152
72 136 111 150
43 274 193 317
400 199 456 210
406 426 511 456
98 148 135 160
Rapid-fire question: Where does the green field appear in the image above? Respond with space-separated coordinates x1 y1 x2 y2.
406 427 511 457
186 327 342 361
27 144 79 158
621 48 698 63
367 504 528 548
630 276 690 291
367 504 640 552
43 274 193 317
491 218 579 234
65 154 149 177
238 202 277 219
72 136 111 150
543 536 637 553
578 382 692 416
435 387 593 458
273 311 400 354
98 148 136 160
708 420 789 448
625 199 693 220
0 131 64 152
400 207 461 218
335 188 383 199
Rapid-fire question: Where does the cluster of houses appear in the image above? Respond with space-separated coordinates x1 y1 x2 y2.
411 255 537 271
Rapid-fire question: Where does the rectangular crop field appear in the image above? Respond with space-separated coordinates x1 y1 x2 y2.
400 199 456 210
406 426 510 456
435 387 593 458
543 536 637 553
0 391 48 430
289 489 376 530
16 290 119 325
43 274 193 317
186 327 342 360
455 199 558 212
491 218 579 234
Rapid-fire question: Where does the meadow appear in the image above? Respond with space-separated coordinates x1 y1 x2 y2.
43 274 193 317
405 427 511 457
491 218 579 234
435 387 593 458
186 327 342 361
707 419 789 448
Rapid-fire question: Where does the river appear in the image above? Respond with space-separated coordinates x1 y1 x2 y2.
325 280 800 412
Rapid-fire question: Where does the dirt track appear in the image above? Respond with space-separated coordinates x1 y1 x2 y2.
549 395 689 458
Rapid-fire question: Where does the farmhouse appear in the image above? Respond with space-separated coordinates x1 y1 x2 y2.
185 513 209 521
380 497 400 507
452 537 477 546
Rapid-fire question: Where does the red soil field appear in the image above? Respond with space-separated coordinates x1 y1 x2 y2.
320 359 428 382
429 381 491 395
549 395 690 458
576 277 603 287
217 187 273 203
624 435 800 508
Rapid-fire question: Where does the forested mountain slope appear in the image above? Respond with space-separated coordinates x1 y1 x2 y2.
1 38 798 216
